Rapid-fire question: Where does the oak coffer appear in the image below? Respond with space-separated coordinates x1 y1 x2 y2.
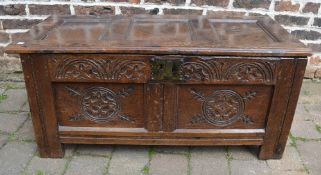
5 15 311 159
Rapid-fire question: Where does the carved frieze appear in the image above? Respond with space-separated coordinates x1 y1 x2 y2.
54 58 148 81
189 88 255 126
55 59 105 79
225 62 274 82
53 57 275 83
179 61 216 81
65 86 135 123
179 60 275 82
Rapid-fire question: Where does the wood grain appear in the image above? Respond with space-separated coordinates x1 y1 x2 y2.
6 15 309 159
5 15 311 57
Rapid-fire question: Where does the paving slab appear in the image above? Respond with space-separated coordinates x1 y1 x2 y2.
76 144 113 157
65 155 108 175
0 82 25 90
0 73 24 82
0 141 36 175
294 104 314 121
154 146 189 154
231 159 271 175
26 155 67 175
267 146 306 172
21 101 30 112
291 116 321 139
296 141 321 175
229 146 259 161
0 134 7 148
108 146 149 175
291 105 321 139
0 88 5 95
190 146 228 175
0 112 28 133
270 170 308 175
150 153 188 175
303 104 321 116
286 137 292 146
304 104 321 124
0 89 27 112
298 81 321 104
16 118 35 141
64 144 77 158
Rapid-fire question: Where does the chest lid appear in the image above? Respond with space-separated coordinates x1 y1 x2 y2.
5 15 311 57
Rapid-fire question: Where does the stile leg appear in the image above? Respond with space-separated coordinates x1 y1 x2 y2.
21 54 64 158
259 59 307 160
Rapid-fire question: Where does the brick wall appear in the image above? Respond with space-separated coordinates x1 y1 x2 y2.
1 0 321 79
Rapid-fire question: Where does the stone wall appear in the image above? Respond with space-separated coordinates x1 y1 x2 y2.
1 0 321 79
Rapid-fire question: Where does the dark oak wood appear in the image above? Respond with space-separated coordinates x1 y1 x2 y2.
60 137 264 146
259 58 307 159
21 55 64 158
5 15 310 159
6 15 310 56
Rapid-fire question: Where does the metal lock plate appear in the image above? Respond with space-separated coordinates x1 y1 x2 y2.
151 57 183 81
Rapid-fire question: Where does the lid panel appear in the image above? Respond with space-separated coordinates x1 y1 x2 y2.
210 19 276 45
128 19 191 42
44 21 107 43
5 15 311 56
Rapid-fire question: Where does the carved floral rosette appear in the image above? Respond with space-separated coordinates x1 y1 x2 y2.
81 87 120 122
190 88 255 126
66 86 134 123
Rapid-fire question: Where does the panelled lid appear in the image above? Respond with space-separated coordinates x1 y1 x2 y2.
5 15 311 57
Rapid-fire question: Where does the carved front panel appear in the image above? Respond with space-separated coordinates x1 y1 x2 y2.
176 85 273 129
54 83 145 128
50 54 278 131
48 55 150 83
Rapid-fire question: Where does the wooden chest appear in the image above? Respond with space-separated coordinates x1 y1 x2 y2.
5 15 311 159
